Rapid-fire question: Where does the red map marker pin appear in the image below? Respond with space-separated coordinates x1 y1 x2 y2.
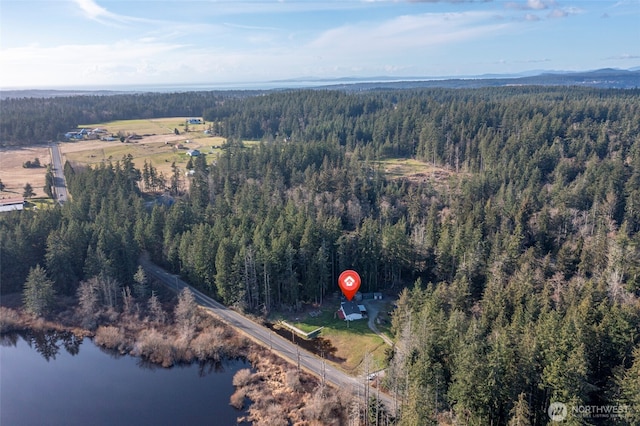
338 270 361 301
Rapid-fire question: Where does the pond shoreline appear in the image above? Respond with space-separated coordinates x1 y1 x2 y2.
0 294 350 425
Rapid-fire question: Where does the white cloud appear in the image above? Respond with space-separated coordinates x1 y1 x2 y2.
547 8 567 18
308 11 511 56
73 0 129 23
527 0 550 10
72 0 159 26
0 40 188 87
506 0 556 10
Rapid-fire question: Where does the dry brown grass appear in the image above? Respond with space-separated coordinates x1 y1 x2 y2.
191 326 226 361
0 306 23 333
233 368 254 387
230 388 247 409
95 325 130 353
303 386 349 425
231 345 344 425
133 328 176 367
0 145 51 199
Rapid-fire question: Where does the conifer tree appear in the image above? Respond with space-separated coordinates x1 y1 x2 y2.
23 182 35 198
23 265 55 316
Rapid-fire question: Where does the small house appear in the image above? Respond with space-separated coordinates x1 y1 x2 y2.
186 149 201 157
65 132 83 140
187 118 203 125
338 301 363 321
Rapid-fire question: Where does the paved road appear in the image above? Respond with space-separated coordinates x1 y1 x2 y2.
140 257 396 412
49 143 68 204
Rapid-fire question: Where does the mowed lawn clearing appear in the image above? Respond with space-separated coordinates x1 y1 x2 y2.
78 117 209 136
276 301 389 375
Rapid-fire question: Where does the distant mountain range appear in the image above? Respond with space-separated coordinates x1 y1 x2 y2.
1 68 638 99
315 68 640 91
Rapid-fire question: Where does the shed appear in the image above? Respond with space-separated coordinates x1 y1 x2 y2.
0 198 25 212
186 149 201 157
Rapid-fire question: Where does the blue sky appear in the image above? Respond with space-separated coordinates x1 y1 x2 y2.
1 0 638 88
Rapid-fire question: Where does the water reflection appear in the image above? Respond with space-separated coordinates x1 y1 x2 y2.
1 329 242 378
1 331 251 426
1 329 83 361
0 332 19 347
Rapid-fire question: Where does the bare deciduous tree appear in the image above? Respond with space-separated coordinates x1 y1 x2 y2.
148 291 166 325
77 277 99 326
174 287 197 338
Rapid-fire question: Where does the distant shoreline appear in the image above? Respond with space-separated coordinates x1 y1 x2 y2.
2 68 639 99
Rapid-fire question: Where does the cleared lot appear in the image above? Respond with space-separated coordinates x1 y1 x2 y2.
0 145 51 199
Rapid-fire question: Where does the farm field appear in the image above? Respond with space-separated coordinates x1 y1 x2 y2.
62 136 226 174
0 116 264 204
66 117 224 175
0 145 51 199
78 117 210 136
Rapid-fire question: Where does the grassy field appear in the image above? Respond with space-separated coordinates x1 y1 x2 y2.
78 117 209 136
61 118 267 195
62 119 231 187
67 118 264 168
374 157 449 179
64 138 226 169
26 197 56 210
273 298 391 375
0 145 51 199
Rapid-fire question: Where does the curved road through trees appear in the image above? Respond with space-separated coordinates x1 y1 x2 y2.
140 256 397 414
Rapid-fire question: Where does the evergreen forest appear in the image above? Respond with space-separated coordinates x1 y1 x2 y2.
1 87 639 425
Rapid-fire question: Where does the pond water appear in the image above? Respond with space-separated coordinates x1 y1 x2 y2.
0 330 248 426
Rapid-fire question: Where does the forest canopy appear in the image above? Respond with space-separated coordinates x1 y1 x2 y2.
1 86 639 425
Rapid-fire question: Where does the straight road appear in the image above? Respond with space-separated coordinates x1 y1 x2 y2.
140 256 396 413
49 143 68 203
